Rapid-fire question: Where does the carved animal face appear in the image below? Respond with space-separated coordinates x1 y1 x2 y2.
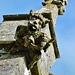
28 19 41 38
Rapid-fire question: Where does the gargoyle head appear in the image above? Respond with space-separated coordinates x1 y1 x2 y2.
28 19 41 39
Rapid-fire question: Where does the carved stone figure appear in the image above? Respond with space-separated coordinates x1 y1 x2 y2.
0 0 67 75
8 10 54 69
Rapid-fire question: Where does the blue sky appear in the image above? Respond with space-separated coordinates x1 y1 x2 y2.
0 0 75 75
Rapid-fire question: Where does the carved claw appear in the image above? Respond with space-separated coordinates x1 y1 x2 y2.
43 38 55 52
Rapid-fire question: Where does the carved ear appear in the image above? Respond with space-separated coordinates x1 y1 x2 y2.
30 9 33 14
45 20 50 24
30 9 34 16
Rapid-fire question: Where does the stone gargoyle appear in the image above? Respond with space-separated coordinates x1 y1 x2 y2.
0 10 55 69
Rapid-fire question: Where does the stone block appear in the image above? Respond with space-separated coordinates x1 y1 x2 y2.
0 57 29 75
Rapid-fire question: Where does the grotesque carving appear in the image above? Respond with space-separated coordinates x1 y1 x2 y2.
8 10 54 69
0 10 54 69
0 0 67 74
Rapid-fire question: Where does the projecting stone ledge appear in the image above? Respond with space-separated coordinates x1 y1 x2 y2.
0 57 28 75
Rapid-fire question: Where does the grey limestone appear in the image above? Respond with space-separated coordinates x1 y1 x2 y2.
0 20 28 44
0 57 28 75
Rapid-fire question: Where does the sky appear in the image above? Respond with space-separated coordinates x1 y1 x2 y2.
0 0 75 75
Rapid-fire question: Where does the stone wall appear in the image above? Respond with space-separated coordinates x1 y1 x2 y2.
0 57 28 75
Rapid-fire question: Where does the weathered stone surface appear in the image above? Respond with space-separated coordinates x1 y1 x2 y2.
35 4 58 27
0 20 28 44
40 44 55 75
0 57 28 75
39 23 56 75
0 0 67 74
33 3 60 75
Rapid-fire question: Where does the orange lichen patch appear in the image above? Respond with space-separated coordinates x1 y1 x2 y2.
46 3 52 7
